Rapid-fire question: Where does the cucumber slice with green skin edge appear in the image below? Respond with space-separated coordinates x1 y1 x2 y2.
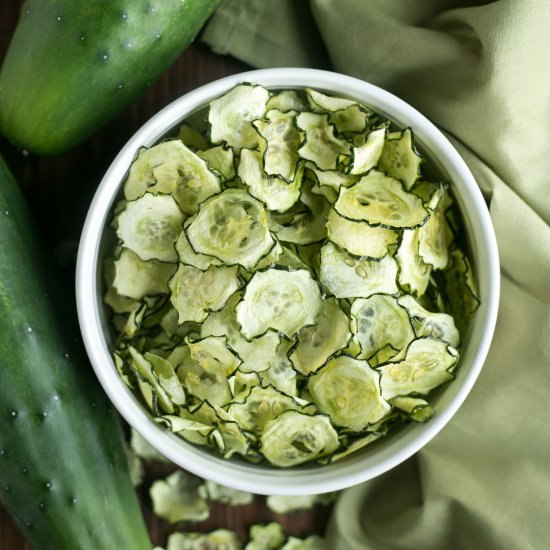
197 144 236 182
117 192 185 262
238 148 303 212
306 87 370 132
397 294 460 347
127 346 175 414
112 248 177 300
200 292 293 375
305 87 357 112
156 412 214 447
266 89 308 112
275 181 330 245
236 268 322 339
290 296 352 375
378 337 459 400
186 188 274 269
174 230 223 270
260 410 339 467
320 242 399 299
330 104 370 134
254 109 303 181
228 385 316 434
396 228 433 297
308 355 391 432
145 351 187 406
326 207 399 258
347 127 386 175
378 128 423 190
306 162 358 193
257 337 300 397
296 111 351 170
351 294 416 361
169 263 240 324
439 248 480 332
390 396 435 422
326 432 382 463
177 336 240 407
124 140 222 215
103 257 140 312
208 82 270 150
335 170 430 229
417 194 454 270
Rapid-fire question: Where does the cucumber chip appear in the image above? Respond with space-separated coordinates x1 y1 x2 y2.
104 83 479 467
117 193 184 262
236 268 322 339
308 356 391 432
335 170 429 229
186 189 274 269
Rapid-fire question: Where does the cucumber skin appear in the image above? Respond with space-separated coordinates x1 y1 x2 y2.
0 155 151 548
0 0 221 155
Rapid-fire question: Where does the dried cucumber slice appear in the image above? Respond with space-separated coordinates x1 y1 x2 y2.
197 145 236 182
117 193 184 262
390 396 435 422
296 111 350 170
308 356 391 432
186 189 274 269
169 264 240 323
238 148 302 212
320 242 399 299
209 83 269 150
112 248 176 300
326 208 398 258
290 297 351 375
398 294 460 347
396 228 432 297
378 128 423 190
378 337 459 400
228 386 315 434
260 410 339 467
348 127 386 175
335 170 429 229
124 140 221 214
236 268 322 339
266 89 307 112
351 294 415 361
254 109 302 181
417 186 454 269
275 180 329 245
174 231 222 270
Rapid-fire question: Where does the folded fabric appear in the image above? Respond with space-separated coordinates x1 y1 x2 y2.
203 1 550 548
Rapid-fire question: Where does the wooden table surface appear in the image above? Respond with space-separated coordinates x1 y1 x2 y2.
0 3 331 548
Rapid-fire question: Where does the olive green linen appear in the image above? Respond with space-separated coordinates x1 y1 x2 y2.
203 1 550 548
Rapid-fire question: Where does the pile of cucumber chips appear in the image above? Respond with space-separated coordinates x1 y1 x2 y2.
104 83 479 467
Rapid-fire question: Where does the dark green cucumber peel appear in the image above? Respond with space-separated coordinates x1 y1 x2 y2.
0 155 151 548
0 0 221 155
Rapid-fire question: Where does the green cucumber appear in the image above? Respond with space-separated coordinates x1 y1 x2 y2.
0 154 150 548
0 0 221 155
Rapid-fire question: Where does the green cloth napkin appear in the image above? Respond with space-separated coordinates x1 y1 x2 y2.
204 1 550 547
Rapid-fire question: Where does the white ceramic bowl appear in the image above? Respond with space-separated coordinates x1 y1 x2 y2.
76 68 499 495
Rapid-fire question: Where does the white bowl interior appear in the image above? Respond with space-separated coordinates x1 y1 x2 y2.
76 68 499 495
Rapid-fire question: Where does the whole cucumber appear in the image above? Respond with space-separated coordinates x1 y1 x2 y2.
0 0 220 155
0 154 151 548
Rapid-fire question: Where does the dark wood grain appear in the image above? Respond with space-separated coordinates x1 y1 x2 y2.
0 3 331 549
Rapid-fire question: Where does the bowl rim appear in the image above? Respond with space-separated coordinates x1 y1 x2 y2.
76 67 500 495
